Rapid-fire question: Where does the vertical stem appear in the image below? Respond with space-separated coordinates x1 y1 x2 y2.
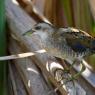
0 0 7 95
61 0 74 26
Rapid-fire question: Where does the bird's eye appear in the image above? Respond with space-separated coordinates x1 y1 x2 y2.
35 26 41 30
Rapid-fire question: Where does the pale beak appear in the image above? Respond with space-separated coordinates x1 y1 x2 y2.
23 28 36 36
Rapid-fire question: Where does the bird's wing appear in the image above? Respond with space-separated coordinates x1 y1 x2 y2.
54 27 93 53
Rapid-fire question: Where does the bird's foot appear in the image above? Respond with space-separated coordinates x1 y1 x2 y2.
69 57 83 71
69 62 86 81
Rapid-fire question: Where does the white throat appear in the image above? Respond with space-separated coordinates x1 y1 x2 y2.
34 31 48 40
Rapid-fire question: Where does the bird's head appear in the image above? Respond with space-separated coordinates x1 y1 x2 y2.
23 22 55 40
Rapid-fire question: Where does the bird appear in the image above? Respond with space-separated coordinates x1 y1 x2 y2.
23 22 95 80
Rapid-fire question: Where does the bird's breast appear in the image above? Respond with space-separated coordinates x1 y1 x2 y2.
43 37 89 62
44 40 81 61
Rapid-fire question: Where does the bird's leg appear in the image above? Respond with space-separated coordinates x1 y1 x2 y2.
64 59 78 76
68 59 86 81
69 58 80 70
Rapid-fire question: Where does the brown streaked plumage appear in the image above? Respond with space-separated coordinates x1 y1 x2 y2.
23 22 95 61
23 22 95 80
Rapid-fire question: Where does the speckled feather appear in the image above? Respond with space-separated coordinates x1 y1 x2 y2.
24 23 95 61
46 27 95 60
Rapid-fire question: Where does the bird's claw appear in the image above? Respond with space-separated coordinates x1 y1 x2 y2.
68 61 86 81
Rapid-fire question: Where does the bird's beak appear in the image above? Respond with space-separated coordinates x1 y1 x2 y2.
23 28 36 36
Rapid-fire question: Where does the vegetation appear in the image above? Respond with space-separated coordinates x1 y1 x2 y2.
0 0 7 95
0 0 95 95
44 0 95 70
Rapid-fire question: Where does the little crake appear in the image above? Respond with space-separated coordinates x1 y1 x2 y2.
24 22 95 62
23 22 95 80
